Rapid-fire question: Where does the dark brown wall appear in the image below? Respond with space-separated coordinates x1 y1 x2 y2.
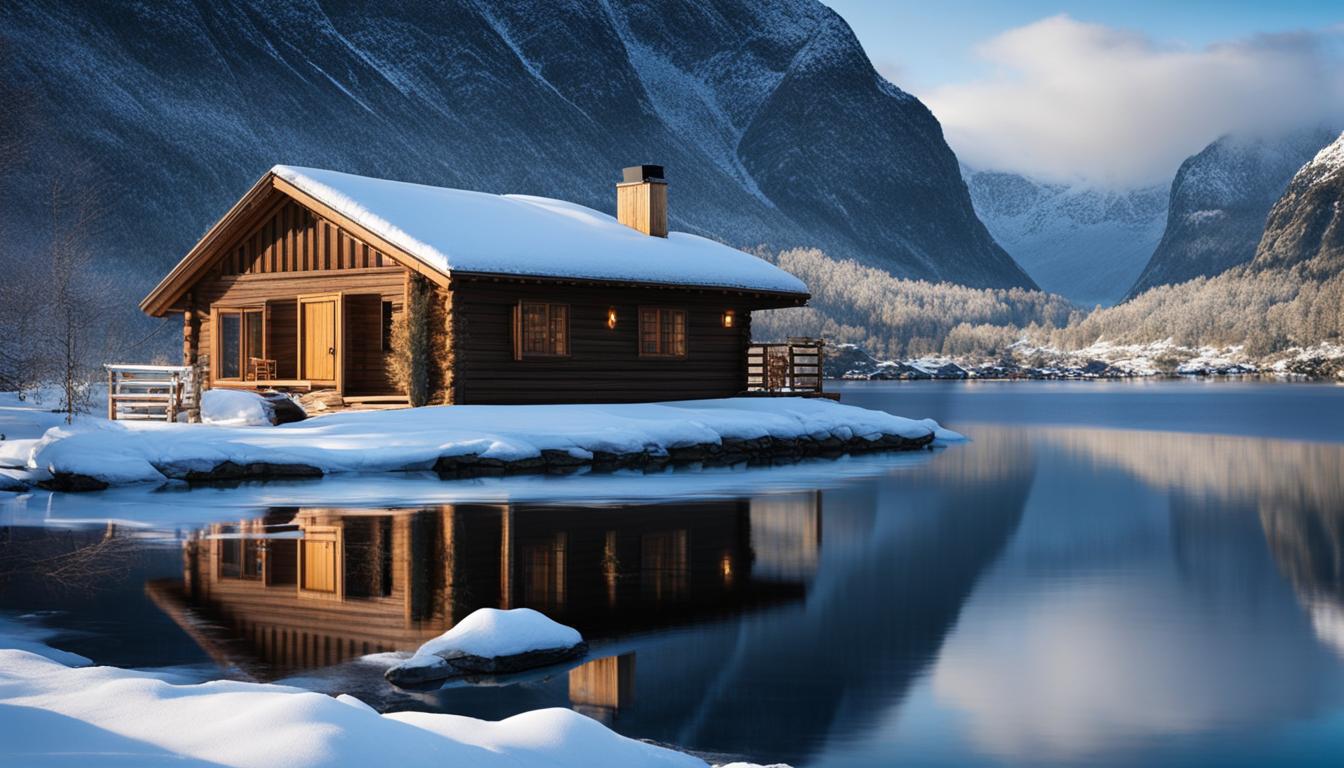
449 278 762 404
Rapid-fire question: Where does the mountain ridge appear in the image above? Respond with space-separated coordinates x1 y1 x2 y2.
1125 127 1337 299
0 0 1035 302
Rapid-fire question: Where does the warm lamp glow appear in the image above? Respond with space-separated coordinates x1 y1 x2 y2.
607 307 618 329
722 309 735 328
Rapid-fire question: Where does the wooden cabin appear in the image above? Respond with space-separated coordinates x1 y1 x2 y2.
140 165 810 406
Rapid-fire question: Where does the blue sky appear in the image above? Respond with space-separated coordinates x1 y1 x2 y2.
820 1 1344 185
822 0 1344 91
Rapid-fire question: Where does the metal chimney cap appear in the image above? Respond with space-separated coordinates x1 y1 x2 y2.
622 165 665 183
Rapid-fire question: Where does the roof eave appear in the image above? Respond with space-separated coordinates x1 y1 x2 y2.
139 170 279 317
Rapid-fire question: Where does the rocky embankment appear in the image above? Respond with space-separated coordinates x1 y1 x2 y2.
28 431 935 493
828 342 1344 381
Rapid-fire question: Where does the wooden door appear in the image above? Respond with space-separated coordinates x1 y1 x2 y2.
299 295 340 383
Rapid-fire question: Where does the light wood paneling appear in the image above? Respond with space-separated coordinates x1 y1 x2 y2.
300 295 339 383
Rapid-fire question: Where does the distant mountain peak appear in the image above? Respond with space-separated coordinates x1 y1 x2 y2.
1125 126 1338 299
963 167 1166 306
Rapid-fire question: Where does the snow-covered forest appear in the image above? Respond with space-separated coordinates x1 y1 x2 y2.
756 243 1344 363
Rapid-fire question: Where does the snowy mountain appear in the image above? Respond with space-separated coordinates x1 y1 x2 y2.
1126 128 1337 298
0 0 1034 301
963 169 1167 306
1252 131 1344 274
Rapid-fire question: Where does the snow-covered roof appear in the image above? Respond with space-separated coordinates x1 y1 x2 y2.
271 165 808 295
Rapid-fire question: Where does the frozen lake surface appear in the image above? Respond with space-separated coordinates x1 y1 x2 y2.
3 379 1344 767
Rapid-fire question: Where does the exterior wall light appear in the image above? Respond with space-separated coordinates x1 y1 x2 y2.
607 306 618 329
722 309 735 328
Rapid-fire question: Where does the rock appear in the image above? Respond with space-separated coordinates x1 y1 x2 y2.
298 389 344 412
170 461 323 482
384 607 587 687
386 643 589 687
540 449 586 468
37 473 109 492
259 391 307 424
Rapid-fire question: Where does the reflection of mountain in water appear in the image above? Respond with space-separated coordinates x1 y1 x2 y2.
1037 426 1344 659
618 431 1035 763
929 426 1344 762
1042 427 1344 513
1261 504 1344 658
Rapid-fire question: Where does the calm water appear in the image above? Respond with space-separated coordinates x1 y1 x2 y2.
2 379 1344 767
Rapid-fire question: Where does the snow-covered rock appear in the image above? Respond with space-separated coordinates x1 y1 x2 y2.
201 389 274 427
202 389 307 427
386 608 585 686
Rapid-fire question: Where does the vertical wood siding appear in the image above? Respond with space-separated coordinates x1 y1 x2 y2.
186 194 405 394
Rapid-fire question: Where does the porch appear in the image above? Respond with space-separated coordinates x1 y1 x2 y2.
745 338 835 399
202 291 403 403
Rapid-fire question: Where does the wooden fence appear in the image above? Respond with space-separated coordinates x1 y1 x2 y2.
746 338 825 395
106 364 200 422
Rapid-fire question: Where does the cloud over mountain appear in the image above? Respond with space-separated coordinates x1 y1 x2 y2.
924 16 1344 187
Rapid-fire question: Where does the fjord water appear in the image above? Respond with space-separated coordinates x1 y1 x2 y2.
2 380 1343 767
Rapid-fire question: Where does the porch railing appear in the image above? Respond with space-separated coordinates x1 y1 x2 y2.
106 364 201 422
746 338 825 394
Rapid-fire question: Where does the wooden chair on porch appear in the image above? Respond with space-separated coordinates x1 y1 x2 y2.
247 356 277 382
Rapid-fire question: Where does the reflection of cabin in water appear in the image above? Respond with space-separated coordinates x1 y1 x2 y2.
147 497 820 678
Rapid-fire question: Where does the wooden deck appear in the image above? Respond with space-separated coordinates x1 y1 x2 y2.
746 338 826 396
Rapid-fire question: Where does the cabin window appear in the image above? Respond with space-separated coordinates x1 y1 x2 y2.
218 526 262 580
639 308 687 357
216 308 265 380
380 301 394 351
514 301 570 358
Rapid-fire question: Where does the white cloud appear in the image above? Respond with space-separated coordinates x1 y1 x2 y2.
923 16 1344 187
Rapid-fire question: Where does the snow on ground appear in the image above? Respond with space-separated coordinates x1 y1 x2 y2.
0 615 787 767
0 645 700 767
1269 342 1344 375
7 397 954 488
1006 339 1264 377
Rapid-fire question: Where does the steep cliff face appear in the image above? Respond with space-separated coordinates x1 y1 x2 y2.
964 169 1167 306
0 0 1034 297
1252 132 1344 276
1126 128 1336 298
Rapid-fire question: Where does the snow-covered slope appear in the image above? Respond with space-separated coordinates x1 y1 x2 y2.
0 0 1034 307
1126 128 1337 298
1252 131 1344 274
964 169 1167 306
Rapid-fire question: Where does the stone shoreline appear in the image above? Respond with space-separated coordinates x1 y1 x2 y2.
33 430 935 493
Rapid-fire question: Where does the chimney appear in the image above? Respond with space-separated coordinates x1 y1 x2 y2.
616 164 667 237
